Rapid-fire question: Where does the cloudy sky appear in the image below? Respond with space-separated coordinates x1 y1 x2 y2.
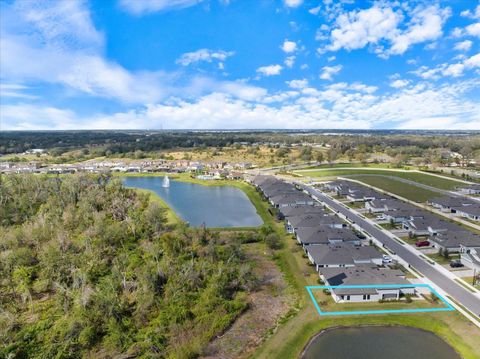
0 0 479 130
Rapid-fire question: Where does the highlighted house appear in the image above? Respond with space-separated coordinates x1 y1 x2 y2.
319 266 415 303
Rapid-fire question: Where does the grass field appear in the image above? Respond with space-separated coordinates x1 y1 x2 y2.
302 162 412 170
295 168 463 190
347 175 440 202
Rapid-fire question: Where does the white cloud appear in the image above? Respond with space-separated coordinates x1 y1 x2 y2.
320 65 342 80
466 22 480 37
287 79 308 89
256 64 283 76
0 0 171 103
4 80 478 130
325 5 402 52
390 79 410 88
176 49 235 66
460 5 480 19
309 6 321 16
322 4 450 57
454 40 473 51
388 5 451 55
0 84 37 99
413 53 480 80
451 21 480 39
284 56 296 68
281 40 297 53
119 0 203 15
284 0 303 8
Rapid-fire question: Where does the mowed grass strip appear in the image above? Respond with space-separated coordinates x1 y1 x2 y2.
345 175 440 202
295 168 462 190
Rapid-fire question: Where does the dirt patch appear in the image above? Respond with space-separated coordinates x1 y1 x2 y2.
201 246 293 359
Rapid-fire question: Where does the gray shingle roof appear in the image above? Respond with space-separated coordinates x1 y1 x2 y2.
296 226 359 245
307 244 382 266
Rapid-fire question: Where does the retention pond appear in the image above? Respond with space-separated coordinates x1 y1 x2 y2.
123 176 263 228
302 326 460 359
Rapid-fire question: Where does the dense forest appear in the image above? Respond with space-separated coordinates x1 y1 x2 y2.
0 174 255 358
1 130 480 161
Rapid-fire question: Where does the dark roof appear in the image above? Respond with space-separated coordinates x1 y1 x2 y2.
431 231 480 248
288 214 342 228
307 244 382 266
320 266 410 295
281 205 325 217
296 227 359 245
453 204 480 217
270 192 313 205
429 196 474 208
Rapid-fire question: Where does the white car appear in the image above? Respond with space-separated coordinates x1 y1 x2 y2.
382 255 393 264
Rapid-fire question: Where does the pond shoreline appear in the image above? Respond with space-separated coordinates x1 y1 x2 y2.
123 176 264 228
300 324 462 359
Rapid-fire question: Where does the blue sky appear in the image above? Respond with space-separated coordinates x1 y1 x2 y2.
0 0 479 130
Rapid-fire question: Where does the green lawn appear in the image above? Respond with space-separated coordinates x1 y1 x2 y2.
301 162 407 170
425 253 460 265
462 277 480 289
347 175 440 202
295 168 463 190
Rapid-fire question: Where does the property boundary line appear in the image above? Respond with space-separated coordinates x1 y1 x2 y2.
306 284 455 316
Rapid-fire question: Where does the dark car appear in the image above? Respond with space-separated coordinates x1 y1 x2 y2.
415 240 430 247
450 260 464 268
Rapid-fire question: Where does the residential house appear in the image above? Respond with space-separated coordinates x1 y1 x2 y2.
458 184 480 195
286 214 343 234
306 243 383 271
429 231 480 252
295 227 360 247
454 204 480 222
319 266 415 303
270 192 315 208
460 245 480 271
428 197 474 213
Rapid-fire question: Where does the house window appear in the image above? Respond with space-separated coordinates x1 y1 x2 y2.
346 295 350 301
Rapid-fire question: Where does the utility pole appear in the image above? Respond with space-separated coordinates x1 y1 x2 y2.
473 268 477 286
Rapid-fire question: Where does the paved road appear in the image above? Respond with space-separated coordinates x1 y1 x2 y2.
299 184 480 318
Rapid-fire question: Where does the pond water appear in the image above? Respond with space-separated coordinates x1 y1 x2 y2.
302 326 460 359
123 176 263 228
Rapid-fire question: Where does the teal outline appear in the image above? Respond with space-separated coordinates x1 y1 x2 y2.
306 284 455 316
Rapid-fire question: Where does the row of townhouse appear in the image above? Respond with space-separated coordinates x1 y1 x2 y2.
428 196 480 222
325 180 480 271
457 184 480 195
251 175 416 303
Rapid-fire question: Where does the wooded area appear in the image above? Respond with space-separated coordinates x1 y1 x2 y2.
0 174 255 358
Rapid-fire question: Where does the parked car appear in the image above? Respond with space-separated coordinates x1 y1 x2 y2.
382 255 393 264
450 260 464 268
415 240 430 247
